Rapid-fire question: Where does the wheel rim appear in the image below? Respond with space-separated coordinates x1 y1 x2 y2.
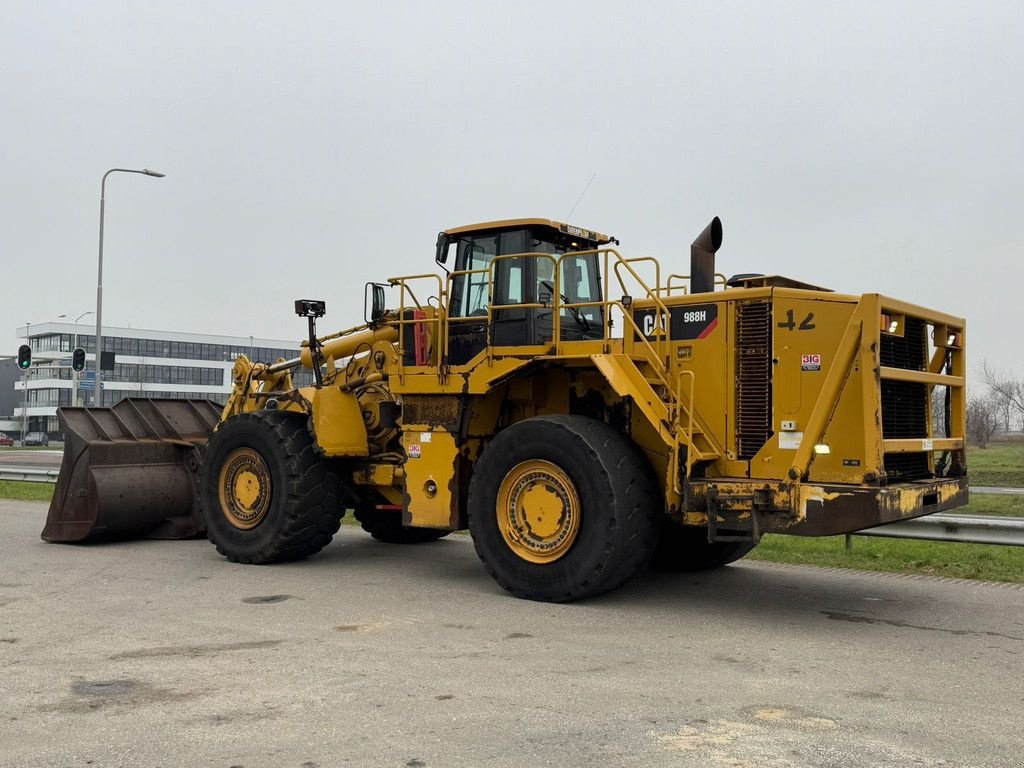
496 459 581 564
218 447 272 530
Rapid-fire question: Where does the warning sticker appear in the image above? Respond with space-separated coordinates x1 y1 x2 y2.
779 431 803 450
408 444 421 459
801 354 822 372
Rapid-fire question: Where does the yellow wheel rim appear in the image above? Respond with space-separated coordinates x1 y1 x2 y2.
496 459 581 564
218 447 271 530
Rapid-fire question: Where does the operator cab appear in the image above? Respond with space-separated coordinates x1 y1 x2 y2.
436 218 612 365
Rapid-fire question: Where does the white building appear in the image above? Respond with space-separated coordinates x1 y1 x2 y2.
13 322 310 436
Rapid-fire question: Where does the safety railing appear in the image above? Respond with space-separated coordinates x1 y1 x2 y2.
658 272 730 297
391 246 699 486
443 265 494 369
386 273 447 378
485 253 561 362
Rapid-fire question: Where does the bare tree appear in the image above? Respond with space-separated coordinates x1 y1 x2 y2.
966 394 1000 448
930 386 948 436
980 361 1024 431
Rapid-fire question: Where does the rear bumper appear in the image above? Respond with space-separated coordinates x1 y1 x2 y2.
685 476 970 537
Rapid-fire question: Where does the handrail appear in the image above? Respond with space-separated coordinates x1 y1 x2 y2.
659 272 730 296
488 253 560 360
677 369 697 484
386 273 446 376
389 245 710 489
613 256 661 302
443 266 491 366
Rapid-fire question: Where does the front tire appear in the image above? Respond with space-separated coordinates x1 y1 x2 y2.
201 410 346 563
468 415 659 602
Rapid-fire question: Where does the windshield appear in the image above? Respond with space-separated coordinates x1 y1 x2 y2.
448 227 603 336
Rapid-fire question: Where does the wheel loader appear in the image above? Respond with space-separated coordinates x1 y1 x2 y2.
43 216 969 602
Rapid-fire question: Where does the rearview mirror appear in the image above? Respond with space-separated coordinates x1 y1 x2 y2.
435 232 450 264
365 283 388 324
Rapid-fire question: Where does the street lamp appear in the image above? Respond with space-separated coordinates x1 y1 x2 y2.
94 168 165 406
59 311 94 407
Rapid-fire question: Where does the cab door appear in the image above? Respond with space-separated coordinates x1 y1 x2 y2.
447 230 530 365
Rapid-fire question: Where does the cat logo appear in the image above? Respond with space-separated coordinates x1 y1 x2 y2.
642 311 668 337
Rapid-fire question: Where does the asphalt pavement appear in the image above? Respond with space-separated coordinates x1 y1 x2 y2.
0 449 64 468
1 499 1022 767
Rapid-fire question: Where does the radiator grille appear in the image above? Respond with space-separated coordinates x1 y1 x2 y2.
880 316 927 370
402 395 461 430
884 452 931 482
735 301 773 460
880 315 932 481
881 380 929 439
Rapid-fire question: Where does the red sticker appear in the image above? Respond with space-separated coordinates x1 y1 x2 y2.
801 354 821 371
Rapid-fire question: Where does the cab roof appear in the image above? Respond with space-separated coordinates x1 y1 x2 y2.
443 218 613 245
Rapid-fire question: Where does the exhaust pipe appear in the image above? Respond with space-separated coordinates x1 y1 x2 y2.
690 216 723 294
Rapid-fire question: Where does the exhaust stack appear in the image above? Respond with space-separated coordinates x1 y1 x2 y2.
690 216 723 294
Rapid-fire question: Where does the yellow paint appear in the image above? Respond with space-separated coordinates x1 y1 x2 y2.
217 447 271 530
210 216 969 539
496 459 581 563
402 427 459 529
311 387 370 457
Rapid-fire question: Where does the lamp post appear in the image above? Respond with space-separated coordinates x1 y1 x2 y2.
59 311 93 407
94 167 165 406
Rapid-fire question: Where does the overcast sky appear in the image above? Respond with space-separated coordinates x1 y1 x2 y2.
1 1 1021 375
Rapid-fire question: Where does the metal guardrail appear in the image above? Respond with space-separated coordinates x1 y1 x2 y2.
854 514 1024 547
0 467 59 484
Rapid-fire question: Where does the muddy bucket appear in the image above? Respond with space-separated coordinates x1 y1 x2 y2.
42 398 221 543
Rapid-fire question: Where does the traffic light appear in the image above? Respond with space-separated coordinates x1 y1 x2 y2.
72 347 86 372
17 344 31 370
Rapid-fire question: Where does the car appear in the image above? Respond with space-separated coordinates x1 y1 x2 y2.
23 432 49 447
0 432 13 447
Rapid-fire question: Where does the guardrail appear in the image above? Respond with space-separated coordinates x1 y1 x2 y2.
0 467 59 484
852 514 1024 548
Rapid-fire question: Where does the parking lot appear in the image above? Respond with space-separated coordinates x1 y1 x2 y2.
1 499 1021 767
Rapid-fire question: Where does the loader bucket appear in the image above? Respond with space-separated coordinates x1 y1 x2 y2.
42 398 222 543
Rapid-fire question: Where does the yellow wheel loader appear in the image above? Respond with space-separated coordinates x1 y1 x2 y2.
43 216 969 602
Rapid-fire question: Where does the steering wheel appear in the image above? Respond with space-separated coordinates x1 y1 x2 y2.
540 280 591 333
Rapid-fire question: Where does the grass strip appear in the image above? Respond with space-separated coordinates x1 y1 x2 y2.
0 480 54 502
966 441 1024 488
748 533 1024 583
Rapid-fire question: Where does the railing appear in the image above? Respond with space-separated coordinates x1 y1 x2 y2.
386 273 447 378
388 245 714 489
0 466 59 483
658 272 729 297
852 514 1024 548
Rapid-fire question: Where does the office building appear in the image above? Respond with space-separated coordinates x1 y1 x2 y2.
13 322 311 437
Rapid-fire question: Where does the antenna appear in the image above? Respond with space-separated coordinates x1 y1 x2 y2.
564 171 597 222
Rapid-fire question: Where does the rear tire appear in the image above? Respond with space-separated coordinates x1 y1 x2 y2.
650 520 757 572
468 415 659 602
354 505 450 544
201 410 346 563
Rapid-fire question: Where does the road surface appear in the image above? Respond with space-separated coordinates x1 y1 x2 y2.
1 500 1021 767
